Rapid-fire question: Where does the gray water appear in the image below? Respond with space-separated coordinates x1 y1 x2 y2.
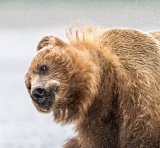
0 1 160 148
0 1 160 29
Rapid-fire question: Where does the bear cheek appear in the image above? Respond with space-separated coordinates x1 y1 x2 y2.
25 75 31 92
44 79 60 93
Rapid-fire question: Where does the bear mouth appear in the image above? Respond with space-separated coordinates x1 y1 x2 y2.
33 94 55 113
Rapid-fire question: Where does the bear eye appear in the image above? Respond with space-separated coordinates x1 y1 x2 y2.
39 65 48 74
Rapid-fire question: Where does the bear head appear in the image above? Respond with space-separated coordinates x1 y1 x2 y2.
25 35 100 123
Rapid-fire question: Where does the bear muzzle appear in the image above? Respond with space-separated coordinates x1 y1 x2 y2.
31 83 59 105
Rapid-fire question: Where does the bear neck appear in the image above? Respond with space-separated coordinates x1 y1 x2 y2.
77 96 120 148
75 49 120 147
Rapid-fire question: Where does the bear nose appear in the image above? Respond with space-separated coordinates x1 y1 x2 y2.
31 86 47 104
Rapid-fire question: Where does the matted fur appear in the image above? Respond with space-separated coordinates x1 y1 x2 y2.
25 25 160 148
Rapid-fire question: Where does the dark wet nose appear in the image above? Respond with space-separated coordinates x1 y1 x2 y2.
31 86 47 104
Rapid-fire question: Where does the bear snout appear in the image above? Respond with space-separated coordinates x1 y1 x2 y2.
31 85 58 104
44 80 60 93
31 86 48 104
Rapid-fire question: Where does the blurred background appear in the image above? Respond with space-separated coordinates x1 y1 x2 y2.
0 0 160 148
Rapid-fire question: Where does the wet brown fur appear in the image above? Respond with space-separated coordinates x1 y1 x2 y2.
149 31 160 42
25 26 160 148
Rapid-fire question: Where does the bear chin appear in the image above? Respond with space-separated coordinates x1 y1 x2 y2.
33 99 54 113
35 104 53 113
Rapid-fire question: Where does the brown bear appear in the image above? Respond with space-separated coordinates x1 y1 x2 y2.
25 25 160 148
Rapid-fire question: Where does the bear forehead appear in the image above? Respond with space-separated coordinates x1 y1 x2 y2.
29 46 68 71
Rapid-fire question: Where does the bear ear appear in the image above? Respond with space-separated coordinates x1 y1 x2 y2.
37 35 67 51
